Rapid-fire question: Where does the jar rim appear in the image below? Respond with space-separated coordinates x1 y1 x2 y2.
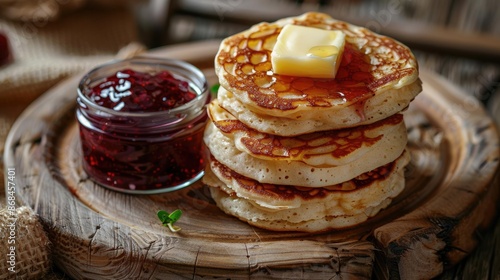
77 56 209 118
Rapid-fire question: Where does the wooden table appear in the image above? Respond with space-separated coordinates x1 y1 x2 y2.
1 40 500 279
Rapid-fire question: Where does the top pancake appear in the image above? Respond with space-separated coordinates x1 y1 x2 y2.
214 12 421 131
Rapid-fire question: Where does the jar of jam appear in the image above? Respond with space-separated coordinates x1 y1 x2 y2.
76 57 209 194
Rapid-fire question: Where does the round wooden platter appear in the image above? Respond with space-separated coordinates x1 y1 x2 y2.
4 41 500 280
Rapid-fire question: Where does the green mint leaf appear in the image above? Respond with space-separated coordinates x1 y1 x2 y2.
157 209 182 232
157 210 170 224
168 209 182 223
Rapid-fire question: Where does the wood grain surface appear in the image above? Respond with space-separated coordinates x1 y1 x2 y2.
3 41 499 279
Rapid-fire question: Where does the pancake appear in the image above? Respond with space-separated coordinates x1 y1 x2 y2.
204 11 421 233
208 99 407 166
204 150 410 232
203 119 407 187
209 186 392 232
214 12 421 135
217 85 419 136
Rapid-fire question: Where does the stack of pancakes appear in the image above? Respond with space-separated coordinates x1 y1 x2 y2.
203 12 421 232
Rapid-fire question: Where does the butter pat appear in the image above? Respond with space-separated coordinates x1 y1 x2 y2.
271 25 346 79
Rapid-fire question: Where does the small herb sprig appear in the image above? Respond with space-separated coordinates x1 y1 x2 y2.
157 209 182 232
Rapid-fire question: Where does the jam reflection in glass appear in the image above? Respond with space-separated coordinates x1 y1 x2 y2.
76 58 209 194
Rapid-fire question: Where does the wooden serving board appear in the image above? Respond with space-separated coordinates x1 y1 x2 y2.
4 41 499 279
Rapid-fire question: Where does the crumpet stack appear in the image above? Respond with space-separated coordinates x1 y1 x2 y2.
203 12 421 232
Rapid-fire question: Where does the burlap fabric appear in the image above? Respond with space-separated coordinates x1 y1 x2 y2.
0 206 51 279
0 4 145 279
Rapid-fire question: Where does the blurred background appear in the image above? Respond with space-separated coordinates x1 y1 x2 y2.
0 0 499 279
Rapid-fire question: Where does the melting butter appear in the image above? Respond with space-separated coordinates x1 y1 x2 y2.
307 45 340 58
271 25 345 79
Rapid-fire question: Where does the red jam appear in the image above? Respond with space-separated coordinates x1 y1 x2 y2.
76 58 209 194
87 69 197 112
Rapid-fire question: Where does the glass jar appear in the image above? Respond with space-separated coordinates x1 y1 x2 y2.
76 57 209 194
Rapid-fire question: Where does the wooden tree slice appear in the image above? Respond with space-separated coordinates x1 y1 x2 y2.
4 41 499 279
